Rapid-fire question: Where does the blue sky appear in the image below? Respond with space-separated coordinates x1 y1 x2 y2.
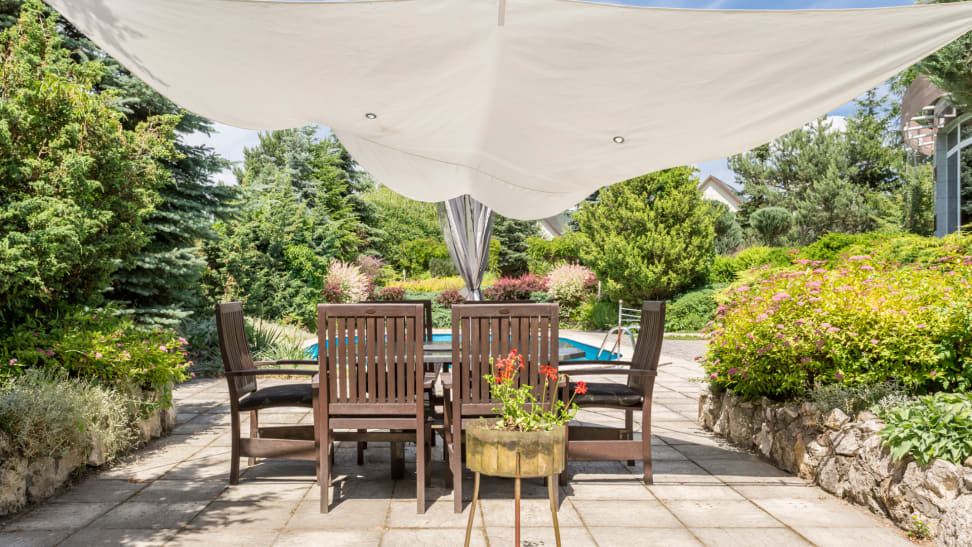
188 0 916 189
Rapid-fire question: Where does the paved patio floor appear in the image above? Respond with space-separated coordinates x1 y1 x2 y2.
0 338 913 546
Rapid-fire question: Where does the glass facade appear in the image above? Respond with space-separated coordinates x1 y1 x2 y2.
943 118 972 232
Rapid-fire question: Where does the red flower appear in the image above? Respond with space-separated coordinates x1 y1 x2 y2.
540 365 558 381
574 381 588 395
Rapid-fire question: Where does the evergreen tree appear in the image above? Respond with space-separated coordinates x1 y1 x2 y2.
2 0 237 326
575 167 715 302
209 128 366 328
710 202 743 255
492 215 540 277
0 2 177 323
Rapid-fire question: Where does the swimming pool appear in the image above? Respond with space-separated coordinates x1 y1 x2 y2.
306 334 618 361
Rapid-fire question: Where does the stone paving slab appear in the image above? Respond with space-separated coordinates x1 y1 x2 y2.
0 340 913 546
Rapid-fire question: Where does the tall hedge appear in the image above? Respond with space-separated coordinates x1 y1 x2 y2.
0 3 177 325
575 167 715 303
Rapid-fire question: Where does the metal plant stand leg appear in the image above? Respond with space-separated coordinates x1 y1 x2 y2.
548 474 561 547
515 474 521 546
464 472 481 547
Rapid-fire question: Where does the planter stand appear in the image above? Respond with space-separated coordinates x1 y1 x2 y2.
462 421 564 547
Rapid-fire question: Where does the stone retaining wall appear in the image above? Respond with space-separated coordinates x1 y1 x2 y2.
0 402 176 517
698 387 972 546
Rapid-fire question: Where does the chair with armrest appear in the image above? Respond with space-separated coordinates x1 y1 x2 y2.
562 301 665 484
215 302 319 485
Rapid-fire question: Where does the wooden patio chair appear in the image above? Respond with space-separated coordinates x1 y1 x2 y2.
214 302 319 485
562 301 665 484
315 303 433 513
442 303 561 513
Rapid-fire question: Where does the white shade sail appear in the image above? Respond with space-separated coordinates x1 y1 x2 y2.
46 0 972 219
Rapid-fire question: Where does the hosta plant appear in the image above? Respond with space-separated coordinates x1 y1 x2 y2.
878 392 972 465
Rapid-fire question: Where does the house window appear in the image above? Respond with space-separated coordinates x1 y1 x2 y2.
944 117 972 231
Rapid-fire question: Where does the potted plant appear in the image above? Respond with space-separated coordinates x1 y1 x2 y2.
463 349 587 547
465 350 586 477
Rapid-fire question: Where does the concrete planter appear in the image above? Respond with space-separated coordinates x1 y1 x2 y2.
699 387 972 545
465 420 565 478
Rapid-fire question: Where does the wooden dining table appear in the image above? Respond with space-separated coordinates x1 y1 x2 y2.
422 341 585 365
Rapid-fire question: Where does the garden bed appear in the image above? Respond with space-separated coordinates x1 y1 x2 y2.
698 387 972 545
0 386 177 517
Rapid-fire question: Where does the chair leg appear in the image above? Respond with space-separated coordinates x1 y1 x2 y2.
424 424 433 488
416 421 426 514
452 418 463 513
391 438 405 480
357 429 366 465
642 399 653 485
249 411 259 466
625 409 634 466
230 409 241 485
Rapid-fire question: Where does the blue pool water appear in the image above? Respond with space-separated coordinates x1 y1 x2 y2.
306 334 617 361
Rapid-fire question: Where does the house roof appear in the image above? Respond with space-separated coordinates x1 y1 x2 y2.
698 175 743 206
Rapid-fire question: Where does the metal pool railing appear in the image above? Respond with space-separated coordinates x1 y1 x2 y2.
596 300 639 359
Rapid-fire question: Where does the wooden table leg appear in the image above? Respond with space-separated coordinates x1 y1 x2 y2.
464 472 480 547
391 436 405 480
548 474 562 547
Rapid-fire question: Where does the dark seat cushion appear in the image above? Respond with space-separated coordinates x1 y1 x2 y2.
571 382 643 408
239 383 313 411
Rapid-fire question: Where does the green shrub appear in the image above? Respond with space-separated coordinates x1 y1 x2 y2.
709 255 740 284
586 300 619 330
807 381 911 417
0 369 138 461
798 232 886 262
428 257 457 278
575 167 715 302
878 392 972 465
546 264 596 310
666 287 722 333
703 254 972 400
526 234 584 276
733 246 793 270
711 202 744 255
0 307 191 403
750 207 793 246
178 318 222 377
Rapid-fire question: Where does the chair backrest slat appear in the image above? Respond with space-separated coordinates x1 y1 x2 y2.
364 299 433 343
215 302 257 398
628 301 666 394
319 303 425 411
451 303 559 411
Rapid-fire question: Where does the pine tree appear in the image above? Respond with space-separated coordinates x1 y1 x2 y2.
493 215 540 277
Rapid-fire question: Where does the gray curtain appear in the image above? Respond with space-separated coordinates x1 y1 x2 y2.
437 195 494 301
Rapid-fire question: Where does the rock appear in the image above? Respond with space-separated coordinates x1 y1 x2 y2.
833 429 862 457
859 435 893 482
938 494 972 547
713 394 731 436
55 451 82 487
856 410 880 423
87 435 106 467
137 410 163 442
964 456 972 468
26 457 57 501
162 404 178 432
818 455 847 497
699 389 722 430
0 455 27 516
756 422 774 459
923 460 962 505
824 408 851 430
846 462 883 515
727 399 757 449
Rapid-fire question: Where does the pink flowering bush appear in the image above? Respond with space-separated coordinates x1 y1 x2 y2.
546 264 597 309
702 253 972 400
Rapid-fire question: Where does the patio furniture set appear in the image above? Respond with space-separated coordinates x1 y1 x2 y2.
214 300 666 520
